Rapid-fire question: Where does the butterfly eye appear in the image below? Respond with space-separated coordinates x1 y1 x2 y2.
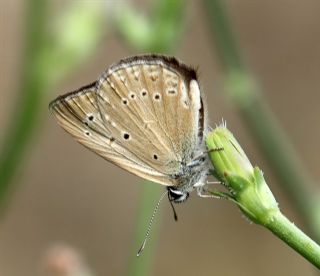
123 133 130 140
88 115 94 121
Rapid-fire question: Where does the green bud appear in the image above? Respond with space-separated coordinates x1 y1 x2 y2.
206 125 279 225
206 126 254 188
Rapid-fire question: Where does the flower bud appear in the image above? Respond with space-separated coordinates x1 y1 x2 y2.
206 125 279 224
206 125 254 189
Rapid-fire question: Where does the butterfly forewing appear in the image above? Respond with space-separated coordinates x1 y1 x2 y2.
50 55 206 188
49 82 173 186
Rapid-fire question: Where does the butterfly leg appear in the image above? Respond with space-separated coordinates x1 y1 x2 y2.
196 183 234 200
196 185 223 199
206 180 222 185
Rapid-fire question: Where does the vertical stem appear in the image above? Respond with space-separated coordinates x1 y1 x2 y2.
0 0 48 207
203 0 242 72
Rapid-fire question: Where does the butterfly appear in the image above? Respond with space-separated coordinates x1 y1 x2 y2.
49 54 210 203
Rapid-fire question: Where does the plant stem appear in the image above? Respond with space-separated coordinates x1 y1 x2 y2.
265 211 320 269
0 0 48 207
203 0 320 240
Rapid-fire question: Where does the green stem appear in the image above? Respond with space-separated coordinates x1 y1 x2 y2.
0 1 106 211
203 0 320 239
203 0 242 72
265 211 320 269
0 0 48 207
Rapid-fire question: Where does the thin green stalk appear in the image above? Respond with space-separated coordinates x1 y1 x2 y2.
0 1 105 211
114 0 185 52
265 211 320 269
0 0 48 207
203 0 320 239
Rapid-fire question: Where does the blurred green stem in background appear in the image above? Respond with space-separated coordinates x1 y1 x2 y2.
203 0 320 241
114 0 185 53
0 0 105 210
113 0 185 275
0 0 49 208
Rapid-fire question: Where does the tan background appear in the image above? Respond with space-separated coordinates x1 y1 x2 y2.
1 0 319 275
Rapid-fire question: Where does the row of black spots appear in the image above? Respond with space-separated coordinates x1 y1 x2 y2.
119 86 191 108
120 91 139 106
120 90 163 106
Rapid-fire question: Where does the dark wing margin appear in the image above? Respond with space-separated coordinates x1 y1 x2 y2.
106 54 198 84
49 81 98 111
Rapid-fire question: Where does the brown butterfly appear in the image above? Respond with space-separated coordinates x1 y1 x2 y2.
50 54 213 254
49 54 210 204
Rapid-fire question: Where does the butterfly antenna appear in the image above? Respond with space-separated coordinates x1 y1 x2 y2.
168 193 178 221
137 190 168 257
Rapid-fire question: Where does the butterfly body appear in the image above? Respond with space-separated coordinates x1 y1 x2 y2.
50 55 209 203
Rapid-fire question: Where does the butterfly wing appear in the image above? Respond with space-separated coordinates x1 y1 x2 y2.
96 55 206 179
49 82 173 186
50 55 206 187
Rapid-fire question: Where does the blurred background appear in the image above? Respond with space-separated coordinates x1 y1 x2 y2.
1 0 320 275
